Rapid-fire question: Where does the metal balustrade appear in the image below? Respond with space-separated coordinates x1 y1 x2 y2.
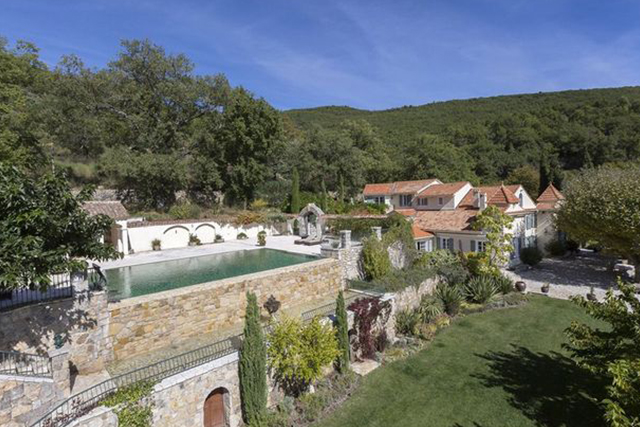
31 293 364 427
0 350 52 378
0 267 105 312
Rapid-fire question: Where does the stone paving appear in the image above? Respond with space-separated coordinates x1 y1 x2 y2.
504 252 626 301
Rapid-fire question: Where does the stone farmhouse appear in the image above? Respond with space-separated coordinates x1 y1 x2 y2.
363 179 565 263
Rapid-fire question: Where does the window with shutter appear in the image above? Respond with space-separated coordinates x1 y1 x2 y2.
470 240 476 252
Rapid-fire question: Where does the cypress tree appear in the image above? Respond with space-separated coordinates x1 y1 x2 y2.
239 292 267 424
320 180 328 212
290 167 301 213
335 291 350 373
339 174 346 203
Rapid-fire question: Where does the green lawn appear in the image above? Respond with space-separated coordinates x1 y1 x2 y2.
316 296 607 427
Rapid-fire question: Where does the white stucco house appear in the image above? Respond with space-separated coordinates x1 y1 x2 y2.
364 178 560 265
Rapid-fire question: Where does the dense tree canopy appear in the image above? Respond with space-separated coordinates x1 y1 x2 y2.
0 164 120 291
557 167 640 280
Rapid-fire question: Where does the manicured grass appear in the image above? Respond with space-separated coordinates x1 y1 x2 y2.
315 296 607 427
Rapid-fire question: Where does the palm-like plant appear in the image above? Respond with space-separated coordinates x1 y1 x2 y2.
464 276 498 304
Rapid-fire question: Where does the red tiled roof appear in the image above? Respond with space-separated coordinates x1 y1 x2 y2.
363 183 393 196
412 224 434 239
537 184 564 202
460 185 519 206
395 208 417 217
417 181 469 197
413 208 480 232
536 184 564 211
392 179 439 194
82 201 129 220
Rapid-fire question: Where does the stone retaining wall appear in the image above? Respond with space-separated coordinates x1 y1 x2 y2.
321 245 363 280
0 291 112 375
108 258 344 361
0 376 63 427
152 352 241 427
383 278 439 341
68 406 117 427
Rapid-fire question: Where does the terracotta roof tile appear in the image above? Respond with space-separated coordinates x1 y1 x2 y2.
363 183 393 196
392 179 439 194
413 208 479 232
82 201 129 220
412 224 434 239
417 181 469 197
395 208 417 217
536 184 564 211
537 184 564 202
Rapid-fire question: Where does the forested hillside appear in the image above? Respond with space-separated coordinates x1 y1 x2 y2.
286 88 640 197
3 36 640 215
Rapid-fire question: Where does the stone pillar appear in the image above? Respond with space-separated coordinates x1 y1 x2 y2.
340 230 352 249
371 226 382 241
48 348 71 397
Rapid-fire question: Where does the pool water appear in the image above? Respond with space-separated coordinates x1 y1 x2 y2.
105 249 318 300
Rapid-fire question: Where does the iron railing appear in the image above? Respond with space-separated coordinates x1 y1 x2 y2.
0 267 105 312
0 350 52 378
32 295 357 427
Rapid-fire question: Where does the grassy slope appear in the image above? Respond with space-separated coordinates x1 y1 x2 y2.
285 86 640 138
315 296 606 427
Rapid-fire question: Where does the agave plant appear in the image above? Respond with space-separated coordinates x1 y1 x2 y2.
418 295 444 323
395 308 420 337
493 274 515 295
436 283 464 316
465 276 498 304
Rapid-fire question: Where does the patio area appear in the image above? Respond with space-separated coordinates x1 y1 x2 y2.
505 251 624 300
98 235 322 270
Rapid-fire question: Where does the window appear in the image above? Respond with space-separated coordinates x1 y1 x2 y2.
438 197 444 206
471 240 487 252
399 194 412 207
440 237 454 251
373 196 385 205
519 192 524 208
418 198 428 206
416 240 433 252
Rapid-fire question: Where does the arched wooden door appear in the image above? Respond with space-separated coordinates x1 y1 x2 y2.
204 388 227 427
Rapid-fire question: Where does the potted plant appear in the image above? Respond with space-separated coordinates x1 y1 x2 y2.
587 286 597 301
236 232 248 240
151 239 161 251
515 281 527 293
188 234 201 246
257 230 267 246
215 234 224 243
541 283 550 294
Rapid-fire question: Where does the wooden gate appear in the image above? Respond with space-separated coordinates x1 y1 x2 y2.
203 388 227 427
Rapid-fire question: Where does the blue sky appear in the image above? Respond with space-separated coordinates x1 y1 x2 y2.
2 0 640 110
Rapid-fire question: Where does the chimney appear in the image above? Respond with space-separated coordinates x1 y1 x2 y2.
478 192 487 210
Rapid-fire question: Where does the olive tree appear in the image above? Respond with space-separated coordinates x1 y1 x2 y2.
472 205 514 273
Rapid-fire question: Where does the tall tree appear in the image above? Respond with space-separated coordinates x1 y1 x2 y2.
290 167 301 213
239 292 267 424
215 88 284 206
556 167 640 281
335 291 350 373
0 164 120 291
320 180 328 212
472 205 514 273
506 165 540 198
566 282 640 427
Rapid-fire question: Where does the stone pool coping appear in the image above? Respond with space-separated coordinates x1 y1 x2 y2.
108 257 337 309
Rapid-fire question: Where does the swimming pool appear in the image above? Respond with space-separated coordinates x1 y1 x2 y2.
105 249 319 300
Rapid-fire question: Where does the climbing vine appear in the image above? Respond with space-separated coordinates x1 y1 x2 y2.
101 381 155 427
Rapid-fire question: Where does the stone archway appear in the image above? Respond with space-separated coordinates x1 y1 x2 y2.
296 203 325 244
203 387 229 427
